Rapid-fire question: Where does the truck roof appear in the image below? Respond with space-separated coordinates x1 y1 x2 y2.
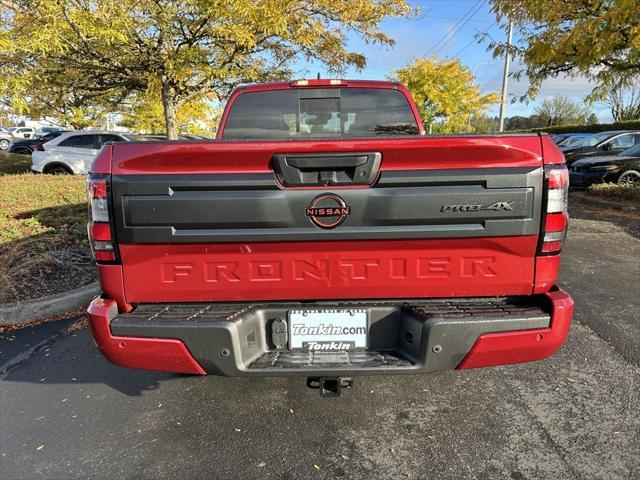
235 79 401 93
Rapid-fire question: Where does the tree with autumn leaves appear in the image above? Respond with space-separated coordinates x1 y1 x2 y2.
394 57 498 133
0 0 413 138
489 0 640 101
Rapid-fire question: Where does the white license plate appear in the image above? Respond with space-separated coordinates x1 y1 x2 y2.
288 309 368 351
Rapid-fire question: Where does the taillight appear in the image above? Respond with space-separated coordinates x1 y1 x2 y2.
87 175 118 263
33 143 44 151
539 165 569 255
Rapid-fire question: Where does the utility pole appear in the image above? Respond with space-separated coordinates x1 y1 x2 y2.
498 21 513 132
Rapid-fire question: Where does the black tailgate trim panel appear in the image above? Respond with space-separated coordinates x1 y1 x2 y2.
112 167 543 243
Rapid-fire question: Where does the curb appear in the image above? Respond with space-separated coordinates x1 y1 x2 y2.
0 282 100 326
570 192 640 212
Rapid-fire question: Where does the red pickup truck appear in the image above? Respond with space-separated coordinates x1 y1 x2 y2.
87 79 573 394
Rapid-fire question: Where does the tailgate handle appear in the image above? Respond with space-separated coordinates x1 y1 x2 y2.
272 152 381 187
287 156 368 169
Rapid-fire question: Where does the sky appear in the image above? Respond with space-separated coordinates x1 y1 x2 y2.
293 0 611 122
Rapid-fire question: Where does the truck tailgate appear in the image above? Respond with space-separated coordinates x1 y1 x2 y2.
109 136 544 303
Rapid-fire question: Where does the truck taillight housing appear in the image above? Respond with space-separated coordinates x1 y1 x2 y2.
87 175 118 263
539 165 569 255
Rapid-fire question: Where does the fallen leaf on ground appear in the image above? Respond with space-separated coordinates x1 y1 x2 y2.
65 318 88 333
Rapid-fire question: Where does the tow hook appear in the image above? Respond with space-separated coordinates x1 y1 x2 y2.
306 377 353 397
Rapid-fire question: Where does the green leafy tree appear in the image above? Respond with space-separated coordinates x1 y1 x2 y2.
1 0 413 138
586 113 599 125
505 114 545 130
469 114 499 133
534 96 592 127
602 80 640 121
489 0 640 99
393 57 498 133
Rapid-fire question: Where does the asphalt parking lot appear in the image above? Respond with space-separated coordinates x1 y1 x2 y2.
1 204 639 480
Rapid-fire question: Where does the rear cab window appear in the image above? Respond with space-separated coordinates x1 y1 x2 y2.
222 87 419 140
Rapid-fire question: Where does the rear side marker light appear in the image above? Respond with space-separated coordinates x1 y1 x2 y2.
547 168 569 189
95 251 116 262
541 241 563 253
90 178 107 198
545 213 567 232
90 223 111 241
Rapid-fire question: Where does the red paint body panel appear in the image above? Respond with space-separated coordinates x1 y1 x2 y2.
88 297 205 375
533 255 561 294
119 236 538 303
456 287 574 369
90 144 112 174
97 264 132 313
540 134 567 165
110 136 543 176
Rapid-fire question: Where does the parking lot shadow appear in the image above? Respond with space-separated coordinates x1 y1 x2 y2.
1 321 184 396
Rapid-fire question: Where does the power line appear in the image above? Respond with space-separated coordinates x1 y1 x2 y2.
424 0 485 57
431 0 488 56
451 22 496 58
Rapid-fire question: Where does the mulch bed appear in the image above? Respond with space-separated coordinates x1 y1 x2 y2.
0 240 97 304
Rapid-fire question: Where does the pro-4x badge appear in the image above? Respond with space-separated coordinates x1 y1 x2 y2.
441 202 515 212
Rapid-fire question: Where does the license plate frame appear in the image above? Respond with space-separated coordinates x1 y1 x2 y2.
288 309 368 351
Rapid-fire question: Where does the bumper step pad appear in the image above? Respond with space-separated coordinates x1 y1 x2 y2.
250 350 412 370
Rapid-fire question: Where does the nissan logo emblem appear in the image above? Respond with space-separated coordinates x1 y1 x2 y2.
305 193 351 229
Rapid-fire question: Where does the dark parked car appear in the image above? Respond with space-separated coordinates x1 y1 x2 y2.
8 130 68 154
570 143 640 188
555 133 592 148
551 133 591 146
562 130 640 166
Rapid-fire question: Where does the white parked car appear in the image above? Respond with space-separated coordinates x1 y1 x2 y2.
11 127 36 139
31 131 136 174
0 127 12 150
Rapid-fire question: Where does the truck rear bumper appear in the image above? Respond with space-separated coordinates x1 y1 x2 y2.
87 288 573 376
